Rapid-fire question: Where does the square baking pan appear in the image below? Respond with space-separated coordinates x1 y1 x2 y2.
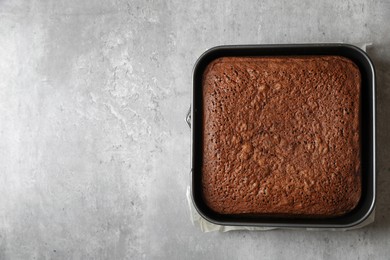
189 44 376 228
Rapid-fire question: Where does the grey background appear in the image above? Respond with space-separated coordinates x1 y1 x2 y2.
0 0 389 259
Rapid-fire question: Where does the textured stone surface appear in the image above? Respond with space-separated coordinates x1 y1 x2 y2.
0 0 389 259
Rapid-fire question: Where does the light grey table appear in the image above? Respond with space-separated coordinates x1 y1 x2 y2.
0 0 389 259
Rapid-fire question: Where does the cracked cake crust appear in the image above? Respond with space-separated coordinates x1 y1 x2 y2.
202 56 361 217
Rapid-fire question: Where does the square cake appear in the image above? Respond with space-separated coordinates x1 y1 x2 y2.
202 56 361 217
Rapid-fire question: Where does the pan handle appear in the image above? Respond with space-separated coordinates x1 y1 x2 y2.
185 106 191 128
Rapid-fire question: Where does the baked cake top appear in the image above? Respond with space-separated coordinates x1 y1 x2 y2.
202 56 361 217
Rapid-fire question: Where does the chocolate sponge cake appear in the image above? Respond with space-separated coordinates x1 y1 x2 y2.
202 56 361 217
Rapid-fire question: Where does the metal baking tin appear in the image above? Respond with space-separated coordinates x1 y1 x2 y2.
189 44 376 228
